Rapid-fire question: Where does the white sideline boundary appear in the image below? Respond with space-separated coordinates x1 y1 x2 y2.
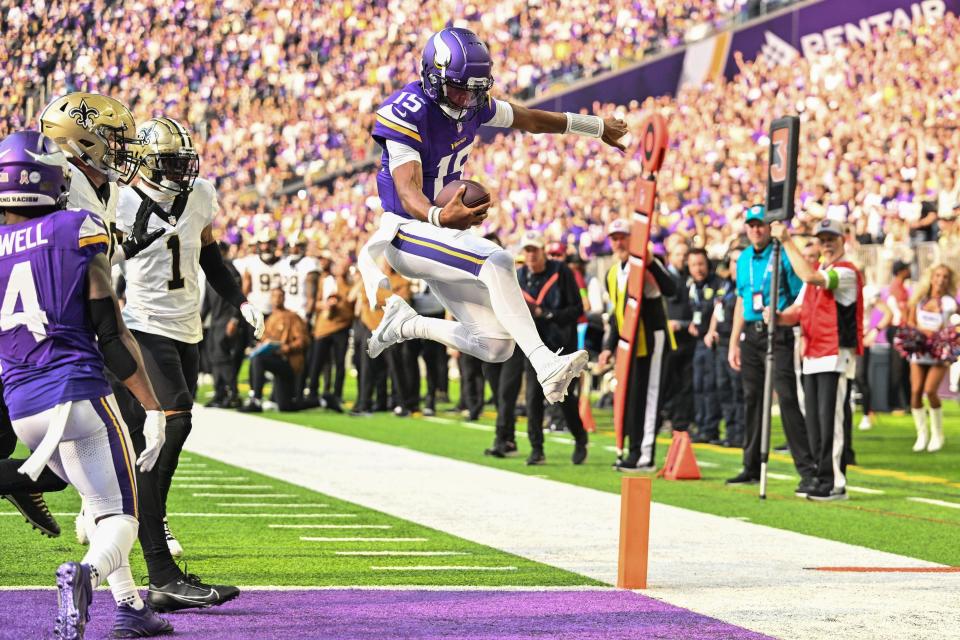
187 407 960 640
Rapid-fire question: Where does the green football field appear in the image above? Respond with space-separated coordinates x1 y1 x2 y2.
0 446 594 587
262 397 960 567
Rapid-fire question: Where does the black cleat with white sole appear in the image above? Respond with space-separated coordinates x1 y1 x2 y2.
147 570 240 613
2 493 60 537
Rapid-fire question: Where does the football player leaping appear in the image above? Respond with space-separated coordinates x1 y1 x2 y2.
113 116 264 612
359 27 628 404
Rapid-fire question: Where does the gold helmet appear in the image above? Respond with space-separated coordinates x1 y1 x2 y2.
136 116 199 195
38 92 139 184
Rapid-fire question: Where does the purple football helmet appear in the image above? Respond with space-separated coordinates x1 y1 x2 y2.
420 27 494 122
0 131 71 216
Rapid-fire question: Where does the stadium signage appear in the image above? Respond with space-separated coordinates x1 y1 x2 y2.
799 0 949 57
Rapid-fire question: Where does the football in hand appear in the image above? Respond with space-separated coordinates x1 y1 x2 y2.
435 179 491 213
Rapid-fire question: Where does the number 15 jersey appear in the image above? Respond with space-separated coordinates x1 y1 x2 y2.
372 81 502 218
116 178 218 344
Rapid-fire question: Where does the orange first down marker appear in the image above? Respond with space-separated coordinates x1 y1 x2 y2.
617 476 651 589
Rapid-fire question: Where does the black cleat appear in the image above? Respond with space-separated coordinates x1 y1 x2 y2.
725 471 760 485
525 450 546 466
3 493 60 537
147 570 240 613
572 440 588 465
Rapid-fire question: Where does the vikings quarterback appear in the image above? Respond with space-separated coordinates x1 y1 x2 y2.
0 131 172 638
359 27 628 404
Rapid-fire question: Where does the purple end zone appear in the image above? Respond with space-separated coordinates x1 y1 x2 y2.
0 588 772 639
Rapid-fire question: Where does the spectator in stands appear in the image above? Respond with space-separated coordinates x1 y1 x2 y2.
726 206 814 491
907 264 958 453
599 220 677 473
773 219 864 501
687 248 723 443
241 288 309 413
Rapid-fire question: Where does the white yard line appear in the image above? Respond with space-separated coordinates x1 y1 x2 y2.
191 493 294 498
766 472 796 481
188 407 960 640
907 497 960 510
173 476 248 481
176 484 272 489
370 565 516 572
847 486 885 495
269 525 391 529
300 536 427 542
459 422 493 432
170 513 355 518
215 503 329 508
335 551 467 556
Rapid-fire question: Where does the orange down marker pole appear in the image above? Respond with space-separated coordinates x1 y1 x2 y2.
617 476 652 589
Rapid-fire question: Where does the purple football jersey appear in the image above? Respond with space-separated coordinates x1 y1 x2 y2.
372 81 497 218
0 209 112 419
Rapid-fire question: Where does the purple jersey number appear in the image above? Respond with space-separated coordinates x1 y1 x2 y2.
0 209 111 419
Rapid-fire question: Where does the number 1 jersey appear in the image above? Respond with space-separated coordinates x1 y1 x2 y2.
0 209 112 419
116 178 218 344
371 81 499 218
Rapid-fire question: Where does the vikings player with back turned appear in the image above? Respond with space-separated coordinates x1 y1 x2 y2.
114 116 263 611
0 93 158 541
359 27 628 405
0 131 172 638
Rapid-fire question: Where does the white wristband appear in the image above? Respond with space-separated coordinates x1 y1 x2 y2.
565 113 604 138
428 206 443 227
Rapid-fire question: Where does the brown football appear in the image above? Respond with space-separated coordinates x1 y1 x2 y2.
434 179 491 211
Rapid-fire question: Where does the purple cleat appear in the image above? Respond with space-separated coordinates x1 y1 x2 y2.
54 561 92 640
112 603 174 638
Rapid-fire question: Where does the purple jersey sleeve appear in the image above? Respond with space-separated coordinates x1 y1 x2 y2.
372 87 427 152
476 95 498 125
0 209 111 419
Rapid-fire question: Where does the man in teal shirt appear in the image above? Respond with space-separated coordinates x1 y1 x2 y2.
726 205 816 496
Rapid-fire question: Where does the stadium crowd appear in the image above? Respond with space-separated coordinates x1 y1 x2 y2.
3 1 958 468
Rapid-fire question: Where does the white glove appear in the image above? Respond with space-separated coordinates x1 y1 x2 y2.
137 410 166 473
241 302 265 340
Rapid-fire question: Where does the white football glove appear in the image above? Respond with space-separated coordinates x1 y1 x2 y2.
137 410 166 473
241 302 265 340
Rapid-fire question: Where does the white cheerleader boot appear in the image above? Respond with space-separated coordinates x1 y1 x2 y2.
927 407 945 452
911 408 929 452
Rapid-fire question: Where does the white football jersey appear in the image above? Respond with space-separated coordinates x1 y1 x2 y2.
116 177 218 343
277 255 319 319
66 164 120 256
239 254 282 316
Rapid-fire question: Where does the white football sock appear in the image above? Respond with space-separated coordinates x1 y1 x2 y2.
406 316 514 363
82 514 140 608
478 250 548 360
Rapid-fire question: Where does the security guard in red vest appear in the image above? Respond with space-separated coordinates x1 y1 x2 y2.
493 230 588 466
598 219 677 472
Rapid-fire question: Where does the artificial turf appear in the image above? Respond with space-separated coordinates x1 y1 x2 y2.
261 398 960 567
0 448 596 587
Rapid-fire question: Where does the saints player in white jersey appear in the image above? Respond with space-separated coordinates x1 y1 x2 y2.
114 116 263 613
240 228 283 317
276 233 320 321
